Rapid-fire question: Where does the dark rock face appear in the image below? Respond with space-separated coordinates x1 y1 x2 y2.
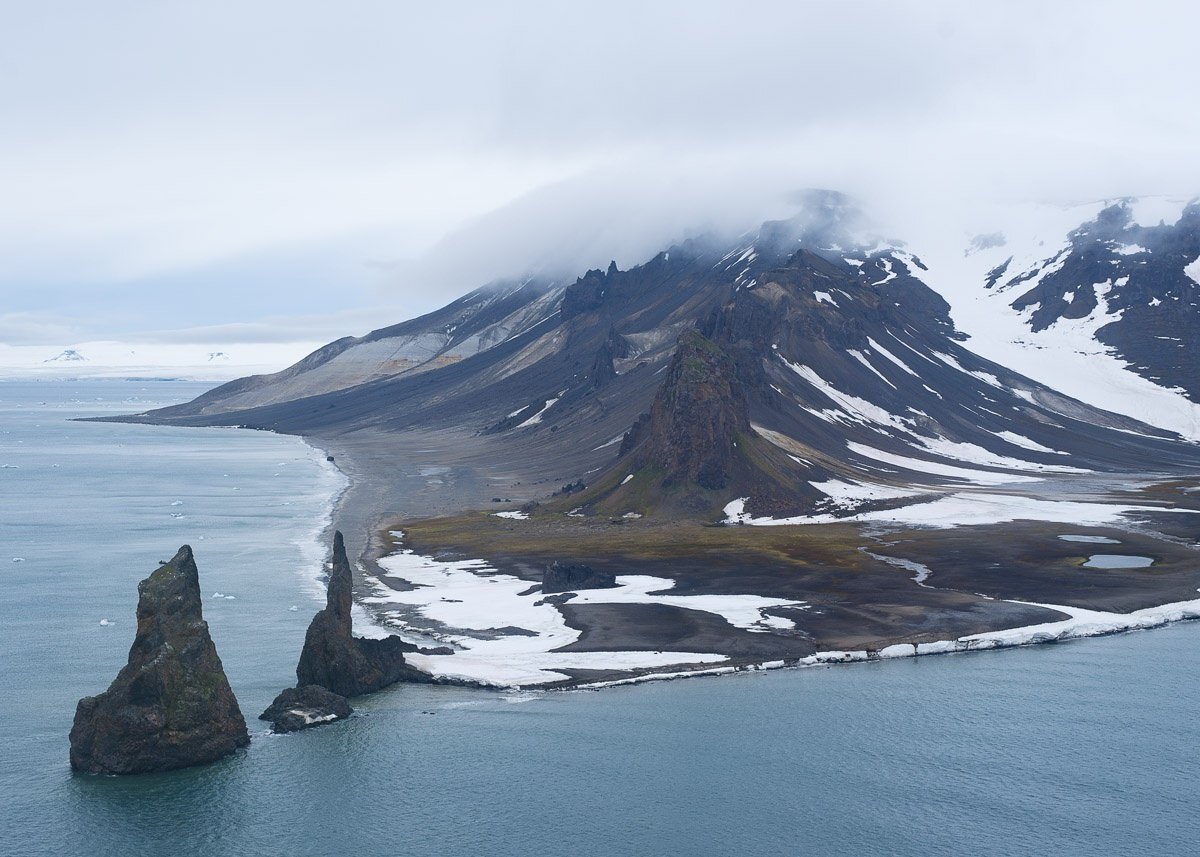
69 546 249 774
590 328 630 388
259 685 352 734
542 561 617 593
296 531 427 697
633 329 752 490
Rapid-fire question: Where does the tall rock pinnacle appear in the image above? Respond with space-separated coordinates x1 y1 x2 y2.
295 531 422 697
69 546 249 774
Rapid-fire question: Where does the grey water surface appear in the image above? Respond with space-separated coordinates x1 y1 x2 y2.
1 379 1196 857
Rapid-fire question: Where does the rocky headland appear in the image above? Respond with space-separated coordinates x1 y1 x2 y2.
69 546 249 774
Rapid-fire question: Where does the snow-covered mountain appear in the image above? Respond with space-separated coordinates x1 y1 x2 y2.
908 196 1200 440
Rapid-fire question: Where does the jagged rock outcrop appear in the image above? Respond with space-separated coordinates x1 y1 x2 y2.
296 531 428 697
259 685 353 734
542 561 617 593
631 328 753 490
69 546 249 774
590 328 630 388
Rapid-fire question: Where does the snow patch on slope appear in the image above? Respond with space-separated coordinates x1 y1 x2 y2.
906 198 1200 441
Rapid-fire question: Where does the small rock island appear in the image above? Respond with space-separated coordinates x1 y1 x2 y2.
69 546 249 774
259 685 353 734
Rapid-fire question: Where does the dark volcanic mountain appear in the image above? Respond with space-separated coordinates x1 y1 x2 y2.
129 201 1200 526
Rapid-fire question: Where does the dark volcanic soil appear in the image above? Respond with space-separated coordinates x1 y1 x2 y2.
312 429 1200 688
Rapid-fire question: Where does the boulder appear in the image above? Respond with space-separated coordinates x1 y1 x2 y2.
542 561 617 593
69 546 249 774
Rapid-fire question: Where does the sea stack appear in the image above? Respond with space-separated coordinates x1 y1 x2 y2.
69 546 249 774
294 531 423 697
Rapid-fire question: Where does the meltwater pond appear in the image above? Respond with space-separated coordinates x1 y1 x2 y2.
2 379 1198 857
1083 554 1155 569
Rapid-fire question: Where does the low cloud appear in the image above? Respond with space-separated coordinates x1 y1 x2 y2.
1 1 1198 343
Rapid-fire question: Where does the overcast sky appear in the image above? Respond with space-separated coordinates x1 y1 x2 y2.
2 0 1197 345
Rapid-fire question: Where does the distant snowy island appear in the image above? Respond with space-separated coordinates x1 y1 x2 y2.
0 340 323 382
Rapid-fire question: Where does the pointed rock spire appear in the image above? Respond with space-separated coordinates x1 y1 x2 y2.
69 546 249 774
295 531 424 697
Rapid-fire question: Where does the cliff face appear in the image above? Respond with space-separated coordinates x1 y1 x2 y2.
69 546 249 774
296 531 426 697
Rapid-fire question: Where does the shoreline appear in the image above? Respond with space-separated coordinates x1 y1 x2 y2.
359 523 1200 691
176 413 1200 693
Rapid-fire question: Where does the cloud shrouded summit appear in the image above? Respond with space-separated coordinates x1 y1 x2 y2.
1 0 1197 345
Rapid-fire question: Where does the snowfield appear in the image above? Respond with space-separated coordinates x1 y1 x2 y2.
723 491 1189 529
365 534 809 687
902 197 1200 441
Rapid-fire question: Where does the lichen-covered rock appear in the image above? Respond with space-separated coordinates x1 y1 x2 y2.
259 685 352 734
69 546 249 774
542 561 617 593
295 531 427 697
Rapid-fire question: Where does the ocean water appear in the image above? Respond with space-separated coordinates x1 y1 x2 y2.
2 379 1198 856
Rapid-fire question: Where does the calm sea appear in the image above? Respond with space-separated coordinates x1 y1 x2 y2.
1 378 1196 857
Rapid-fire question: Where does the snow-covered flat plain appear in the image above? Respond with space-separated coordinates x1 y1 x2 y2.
364 534 809 687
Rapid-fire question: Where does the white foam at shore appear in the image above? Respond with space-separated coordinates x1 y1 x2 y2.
293 439 353 605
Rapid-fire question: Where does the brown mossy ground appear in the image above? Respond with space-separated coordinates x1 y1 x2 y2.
379 503 1200 659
